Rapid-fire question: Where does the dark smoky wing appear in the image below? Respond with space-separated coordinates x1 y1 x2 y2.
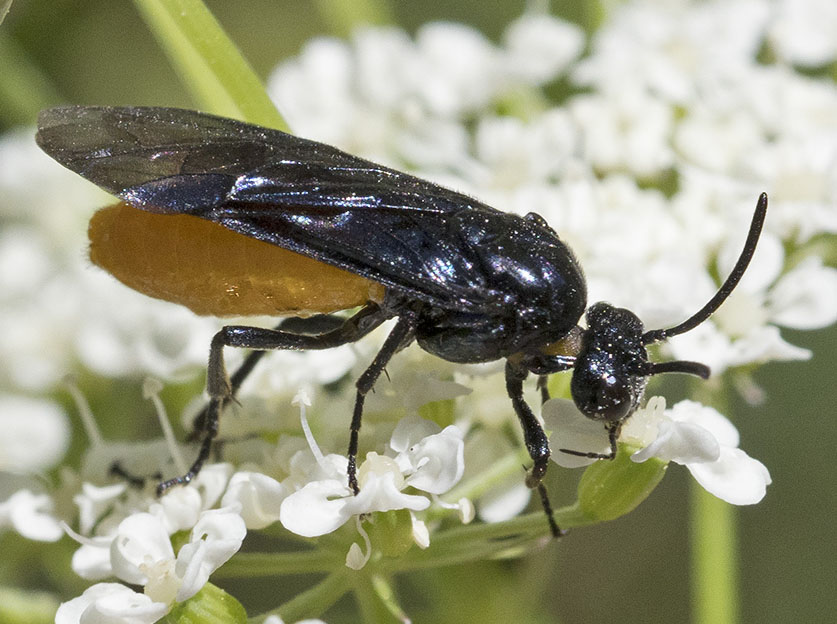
36 106 465 213
207 198 500 311
36 106 355 202
36 105 501 311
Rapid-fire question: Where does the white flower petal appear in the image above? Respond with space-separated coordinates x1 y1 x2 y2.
769 0 837 66
55 583 169 624
414 22 497 115
396 374 472 414
151 486 203 535
72 538 116 581
0 489 63 541
189 463 234 509
620 395 666 448
631 418 720 465
344 470 430 516
0 395 70 472
503 14 584 83
92 584 171 623
74 482 128 536
110 513 174 586
768 258 837 329
280 479 352 537
477 480 531 524
221 471 288 530
667 400 740 448
286 450 348 486
666 321 736 375
389 415 441 454
175 508 246 602
727 325 812 366
542 398 609 468
402 425 465 494
687 447 772 505
570 90 674 176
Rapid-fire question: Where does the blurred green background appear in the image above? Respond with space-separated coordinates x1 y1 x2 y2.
1 1 836 623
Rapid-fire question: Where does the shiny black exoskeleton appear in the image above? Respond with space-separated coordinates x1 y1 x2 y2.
36 106 768 536
571 303 650 427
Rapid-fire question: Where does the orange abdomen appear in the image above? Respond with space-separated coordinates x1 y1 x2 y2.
88 203 385 317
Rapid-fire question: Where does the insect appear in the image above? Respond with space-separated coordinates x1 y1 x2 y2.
36 106 767 536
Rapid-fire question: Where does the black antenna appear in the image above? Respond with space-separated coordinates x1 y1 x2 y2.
643 193 768 345
646 360 710 379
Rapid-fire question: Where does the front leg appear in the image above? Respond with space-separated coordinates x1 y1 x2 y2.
505 360 551 487
506 355 579 538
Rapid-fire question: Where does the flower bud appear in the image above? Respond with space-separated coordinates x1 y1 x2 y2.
577 448 668 522
167 583 247 624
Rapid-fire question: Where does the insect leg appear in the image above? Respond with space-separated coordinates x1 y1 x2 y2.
157 303 389 495
347 314 417 493
520 352 576 406
558 422 620 460
505 360 563 537
188 314 351 440
506 360 552 484
536 375 550 405
109 462 162 488
535 478 565 538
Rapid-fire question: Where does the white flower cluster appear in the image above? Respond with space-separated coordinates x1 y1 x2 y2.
269 1 837 377
57 500 246 623
264 0 835 513
38 384 467 621
0 395 68 541
0 1 835 621
545 396 772 505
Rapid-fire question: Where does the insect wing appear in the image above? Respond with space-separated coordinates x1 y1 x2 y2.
37 107 511 311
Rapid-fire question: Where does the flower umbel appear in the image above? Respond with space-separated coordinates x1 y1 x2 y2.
278 406 465 542
1 1 835 622
544 395 771 509
628 399 772 505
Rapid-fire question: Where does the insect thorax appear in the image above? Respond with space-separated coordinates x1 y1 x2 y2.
415 210 587 364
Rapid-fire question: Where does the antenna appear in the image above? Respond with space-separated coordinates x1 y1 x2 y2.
643 193 768 345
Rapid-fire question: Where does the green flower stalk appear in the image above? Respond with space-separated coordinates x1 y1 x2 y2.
0 1 836 623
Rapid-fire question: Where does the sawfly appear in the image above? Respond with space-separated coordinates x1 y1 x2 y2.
36 106 767 536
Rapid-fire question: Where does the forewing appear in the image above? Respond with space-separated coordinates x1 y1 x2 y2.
37 106 499 310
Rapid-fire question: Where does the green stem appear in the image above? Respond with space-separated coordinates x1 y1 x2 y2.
370 574 410 623
0 31 62 126
314 0 393 37
690 482 739 624
212 549 342 578
0 0 12 25
581 0 611 33
250 570 351 624
431 448 530 514
379 506 591 573
132 0 287 130
351 574 403 624
218 505 592 584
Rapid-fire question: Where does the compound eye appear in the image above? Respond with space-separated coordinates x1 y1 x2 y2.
571 369 633 424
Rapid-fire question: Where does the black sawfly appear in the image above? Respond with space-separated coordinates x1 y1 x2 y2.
36 106 768 536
